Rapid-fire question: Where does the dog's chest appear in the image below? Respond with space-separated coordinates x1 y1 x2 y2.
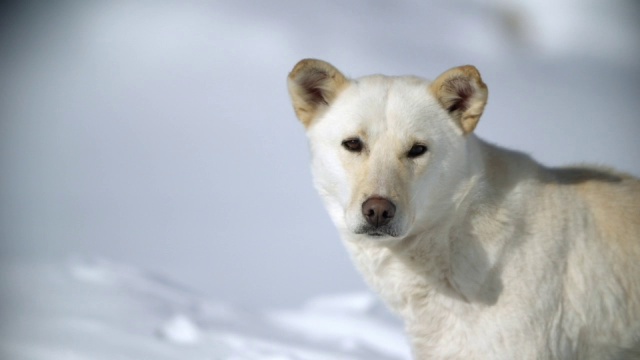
342 240 548 359
344 241 434 316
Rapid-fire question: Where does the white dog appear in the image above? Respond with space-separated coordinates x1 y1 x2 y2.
288 59 640 359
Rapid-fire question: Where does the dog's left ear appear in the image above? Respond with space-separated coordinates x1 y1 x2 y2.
430 65 488 134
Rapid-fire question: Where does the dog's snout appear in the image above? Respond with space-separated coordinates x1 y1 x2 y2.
362 197 396 227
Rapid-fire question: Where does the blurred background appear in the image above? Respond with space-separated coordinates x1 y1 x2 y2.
1 0 639 309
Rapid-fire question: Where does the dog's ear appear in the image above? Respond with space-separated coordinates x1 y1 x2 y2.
288 59 348 127
430 65 488 134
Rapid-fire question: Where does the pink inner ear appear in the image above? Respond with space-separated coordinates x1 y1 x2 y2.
446 77 473 113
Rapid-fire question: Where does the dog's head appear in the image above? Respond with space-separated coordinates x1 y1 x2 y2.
288 59 487 241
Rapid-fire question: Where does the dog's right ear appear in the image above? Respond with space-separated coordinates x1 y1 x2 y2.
287 59 348 127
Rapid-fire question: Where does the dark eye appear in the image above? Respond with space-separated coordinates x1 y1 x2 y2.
407 144 428 158
342 138 363 152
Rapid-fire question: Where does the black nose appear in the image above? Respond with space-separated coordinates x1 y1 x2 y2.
362 197 396 227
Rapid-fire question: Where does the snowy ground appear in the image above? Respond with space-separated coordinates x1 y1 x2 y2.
0 257 410 360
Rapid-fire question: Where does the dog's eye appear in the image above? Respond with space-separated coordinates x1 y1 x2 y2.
407 144 428 158
342 138 363 152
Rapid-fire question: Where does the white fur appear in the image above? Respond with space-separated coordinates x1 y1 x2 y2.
291 62 640 359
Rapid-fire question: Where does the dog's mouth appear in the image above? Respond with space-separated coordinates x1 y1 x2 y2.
355 224 400 238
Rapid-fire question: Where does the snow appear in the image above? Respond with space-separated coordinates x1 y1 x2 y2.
158 314 202 345
0 257 408 360
1 0 638 358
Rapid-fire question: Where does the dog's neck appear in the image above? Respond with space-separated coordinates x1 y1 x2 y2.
441 137 535 304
